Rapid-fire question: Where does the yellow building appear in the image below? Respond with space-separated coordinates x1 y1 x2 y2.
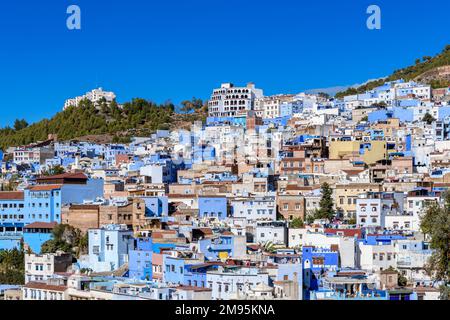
334 183 383 217
371 118 400 140
329 140 387 165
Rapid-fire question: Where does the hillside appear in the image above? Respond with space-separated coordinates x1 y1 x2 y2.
335 45 450 98
0 97 209 151
0 98 177 150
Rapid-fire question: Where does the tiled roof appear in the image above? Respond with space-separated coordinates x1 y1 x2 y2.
0 192 24 200
27 185 62 191
24 281 67 292
24 222 57 229
38 173 87 180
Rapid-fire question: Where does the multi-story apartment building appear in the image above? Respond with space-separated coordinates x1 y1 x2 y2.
207 83 264 118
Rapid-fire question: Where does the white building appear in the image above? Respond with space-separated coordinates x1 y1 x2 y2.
23 281 67 300
231 196 276 222
359 242 397 272
288 228 308 248
82 224 134 272
14 146 54 165
206 266 269 300
255 95 294 119
25 252 73 284
405 192 440 232
356 192 404 229
302 233 358 269
64 87 116 110
140 165 166 184
394 239 434 285
255 221 288 246
208 83 264 117
384 214 415 231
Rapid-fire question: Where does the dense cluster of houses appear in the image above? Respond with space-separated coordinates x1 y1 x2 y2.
1 79 449 301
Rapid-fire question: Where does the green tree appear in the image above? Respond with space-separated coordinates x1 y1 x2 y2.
317 182 335 220
335 45 450 98
41 224 87 257
290 217 304 228
0 248 25 285
0 98 175 150
420 192 450 300
13 119 29 131
306 214 315 224
422 112 435 125
180 97 204 114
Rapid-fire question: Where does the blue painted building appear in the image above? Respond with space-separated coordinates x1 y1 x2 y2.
262 116 290 127
142 196 168 218
163 255 193 285
198 197 228 220
193 145 216 163
129 238 153 280
23 222 56 253
302 246 339 295
0 186 62 251
184 263 222 287
206 116 247 127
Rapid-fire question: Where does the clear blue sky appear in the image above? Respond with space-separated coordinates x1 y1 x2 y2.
0 0 449 127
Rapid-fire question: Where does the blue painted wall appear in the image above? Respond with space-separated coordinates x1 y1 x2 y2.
198 197 227 220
